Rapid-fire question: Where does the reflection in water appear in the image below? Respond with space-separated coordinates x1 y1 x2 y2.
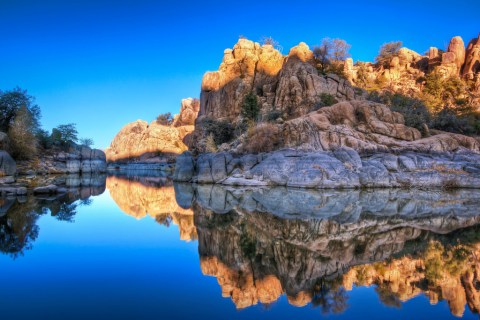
3 176 480 318
184 185 480 316
0 174 106 258
106 175 196 241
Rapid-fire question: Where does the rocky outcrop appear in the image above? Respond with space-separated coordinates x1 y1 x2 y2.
173 98 200 127
200 39 363 122
0 150 16 176
463 33 480 79
174 147 480 188
106 98 199 164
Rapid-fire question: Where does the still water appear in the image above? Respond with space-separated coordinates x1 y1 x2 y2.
1 173 480 319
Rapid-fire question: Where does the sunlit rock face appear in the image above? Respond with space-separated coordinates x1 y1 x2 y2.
186 184 480 313
199 38 362 122
106 176 196 241
105 98 199 163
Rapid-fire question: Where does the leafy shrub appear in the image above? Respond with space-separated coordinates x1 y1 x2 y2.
156 112 173 125
375 41 402 67
202 118 234 145
265 110 282 122
79 138 94 148
243 123 282 153
430 108 471 134
311 93 339 112
367 92 431 134
313 38 351 76
241 92 259 121
8 105 38 160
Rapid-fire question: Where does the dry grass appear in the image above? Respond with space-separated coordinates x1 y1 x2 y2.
243 123 282 153
431 165 466 175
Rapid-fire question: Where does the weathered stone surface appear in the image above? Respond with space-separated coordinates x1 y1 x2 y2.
173 98 200 127
106 98 198 164
173 151 195 182
463 33 480 79
175 148 480 189
199 38 363 122
447 36 466 72
0 150 16 176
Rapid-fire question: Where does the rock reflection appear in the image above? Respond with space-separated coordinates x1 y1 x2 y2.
106 175 196 241
0 174 106 258
187 184 480 316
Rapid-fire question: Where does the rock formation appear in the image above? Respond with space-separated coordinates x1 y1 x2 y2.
106 98 199 163
200 38 363 122
463 33 480 79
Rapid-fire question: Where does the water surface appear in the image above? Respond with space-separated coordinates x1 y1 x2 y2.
1 174 480 319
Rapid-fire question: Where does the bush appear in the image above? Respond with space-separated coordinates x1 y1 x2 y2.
265 110 282 122
311 93 339 111
431 108 471 134
8 106 38 160
241 92 259 121
375 41 402 67
367 92 431 134
202 118 235 146
51 123 78 147
79 138 94 148
243 123 282 153
156 112 173 126
313 38 351 76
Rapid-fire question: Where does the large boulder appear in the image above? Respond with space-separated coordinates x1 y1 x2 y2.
463 33 480 79
173 98 200 127
0 150 16 176
447 36 466 72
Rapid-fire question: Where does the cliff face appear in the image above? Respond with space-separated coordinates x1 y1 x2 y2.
200 39 362 121
105 98 199 163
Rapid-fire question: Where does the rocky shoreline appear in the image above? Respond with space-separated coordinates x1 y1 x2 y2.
174 148 480 189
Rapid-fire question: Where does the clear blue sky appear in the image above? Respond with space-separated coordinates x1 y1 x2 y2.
1 0 479 148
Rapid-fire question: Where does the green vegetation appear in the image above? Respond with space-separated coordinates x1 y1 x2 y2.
312 93 338 111
241 91 260 121
202 118 235 146
368 91 480 136
0 88 94 159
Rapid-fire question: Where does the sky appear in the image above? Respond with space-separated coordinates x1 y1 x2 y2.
0 0 479 148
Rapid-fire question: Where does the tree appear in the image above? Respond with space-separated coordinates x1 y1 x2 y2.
52 123 78 146
8 105 38 159
156 112 173 125
0 87 41 133
241 92 260 121
313 38 351 75
79 138 94 148
375 41 403 67
260 36 282 52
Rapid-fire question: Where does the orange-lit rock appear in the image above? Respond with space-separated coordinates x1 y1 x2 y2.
106 98 198 163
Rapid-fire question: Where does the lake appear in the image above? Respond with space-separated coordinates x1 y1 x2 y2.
1 173 480 319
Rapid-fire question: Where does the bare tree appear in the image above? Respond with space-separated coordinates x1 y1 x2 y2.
376 41 403 67
313 38 351 75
